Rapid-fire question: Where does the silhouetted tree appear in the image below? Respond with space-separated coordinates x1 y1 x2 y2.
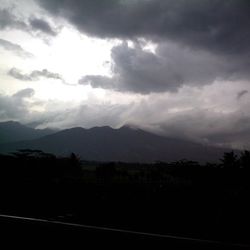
11 149 49 159
220 151 238 169
239 150 250 169
70 153 81 168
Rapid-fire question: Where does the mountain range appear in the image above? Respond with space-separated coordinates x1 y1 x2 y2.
0 121 55 144
0 121 231 163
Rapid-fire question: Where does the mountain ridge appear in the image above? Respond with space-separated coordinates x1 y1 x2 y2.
0 121 233 163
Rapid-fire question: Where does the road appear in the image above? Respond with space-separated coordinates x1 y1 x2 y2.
0 214 249 249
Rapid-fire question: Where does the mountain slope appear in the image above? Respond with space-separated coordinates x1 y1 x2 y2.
0 125 228 163
0 121 55 144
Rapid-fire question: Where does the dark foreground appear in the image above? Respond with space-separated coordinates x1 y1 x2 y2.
1 214 249 249
0 150 250 248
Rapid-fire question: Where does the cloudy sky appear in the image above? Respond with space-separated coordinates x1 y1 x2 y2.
1 0 250 149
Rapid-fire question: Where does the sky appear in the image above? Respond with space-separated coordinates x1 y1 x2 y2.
1 0 250 150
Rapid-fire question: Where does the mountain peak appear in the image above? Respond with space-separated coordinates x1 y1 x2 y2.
90 126 113 131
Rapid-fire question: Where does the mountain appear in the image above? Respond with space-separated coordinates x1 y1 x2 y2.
0 121 55 144
0 124 229 163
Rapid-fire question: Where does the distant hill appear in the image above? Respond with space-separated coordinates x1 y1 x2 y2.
0 124 230 163
0 121 55 144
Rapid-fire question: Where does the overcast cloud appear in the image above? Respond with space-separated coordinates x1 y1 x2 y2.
0 88 35 120
1 80 250 149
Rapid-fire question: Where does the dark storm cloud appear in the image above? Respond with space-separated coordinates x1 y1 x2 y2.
29 17 58 36
8 68 63 81
41 0 250 94
0 38 34 58
0 8 27 30
2 1 249 94
79 41 247 94
36 0 250 56
0 8 58 37
79 42 183 93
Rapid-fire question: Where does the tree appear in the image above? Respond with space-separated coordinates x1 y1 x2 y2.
220 151 238 169
239 150 250 169
70 153 81 167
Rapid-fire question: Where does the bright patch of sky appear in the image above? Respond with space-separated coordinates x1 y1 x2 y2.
0 23 120 102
